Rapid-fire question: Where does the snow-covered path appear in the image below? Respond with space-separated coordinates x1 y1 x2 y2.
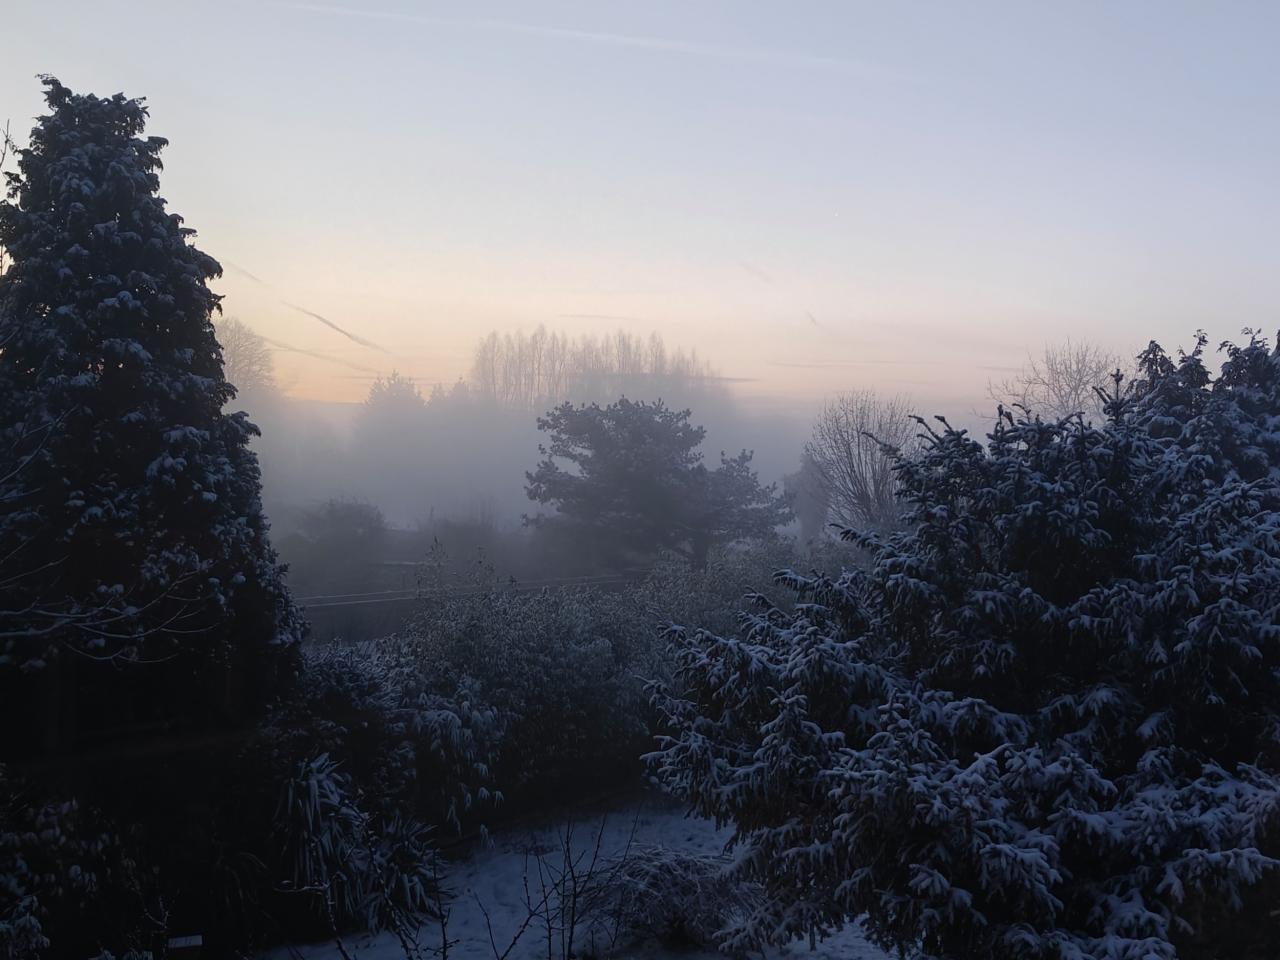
271 793 889 960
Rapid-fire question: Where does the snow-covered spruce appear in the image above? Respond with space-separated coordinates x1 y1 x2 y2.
0 78 302 728
649 336 1280 959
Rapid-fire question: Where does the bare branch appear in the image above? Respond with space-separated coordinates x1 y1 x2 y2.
987 339 1128 423
804 390 916 535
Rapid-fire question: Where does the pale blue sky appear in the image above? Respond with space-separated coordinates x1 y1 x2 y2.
4 1 1278 410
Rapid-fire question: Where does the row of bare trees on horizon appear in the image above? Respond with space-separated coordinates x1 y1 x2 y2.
212 312 1128 545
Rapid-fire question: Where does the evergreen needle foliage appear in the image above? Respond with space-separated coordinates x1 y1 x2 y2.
0 77 303 743
651 334 1280 959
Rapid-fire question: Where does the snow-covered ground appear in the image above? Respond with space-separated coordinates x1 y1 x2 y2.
271 792 889 960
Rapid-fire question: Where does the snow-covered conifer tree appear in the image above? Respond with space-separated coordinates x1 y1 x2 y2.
0 78 303 749
651 336 1280 959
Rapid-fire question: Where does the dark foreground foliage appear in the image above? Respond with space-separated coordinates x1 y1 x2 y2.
0 77 303 741
651 335 1280 959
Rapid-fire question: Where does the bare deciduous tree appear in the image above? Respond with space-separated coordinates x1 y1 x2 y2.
988 339 1125 422
804 390 916 534
469 326 719 411
215 316 277 399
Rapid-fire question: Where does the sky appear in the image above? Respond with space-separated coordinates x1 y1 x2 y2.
3 0 1279 413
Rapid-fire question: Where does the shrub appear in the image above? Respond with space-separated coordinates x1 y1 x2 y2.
258 643 496 830
395 586 647 805
391 540 844 811
0 767 163 959
156 642 498 951
650 337 1280 959
274 753 441 943
596 846 761 955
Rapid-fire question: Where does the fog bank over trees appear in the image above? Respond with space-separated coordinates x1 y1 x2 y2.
223 315 1140 594
231 324 809 534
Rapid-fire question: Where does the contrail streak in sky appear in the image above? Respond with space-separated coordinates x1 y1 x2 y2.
223 260 266 284
281 2 896 77
281 301 390 353
262 336 384 374
220 259 389 354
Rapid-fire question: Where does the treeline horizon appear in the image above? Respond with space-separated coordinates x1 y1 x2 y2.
217 313 1144 600
225 320 804 530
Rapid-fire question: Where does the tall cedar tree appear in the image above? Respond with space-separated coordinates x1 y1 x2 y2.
0 78 303 755
651 334 1280 960
526 398 790 568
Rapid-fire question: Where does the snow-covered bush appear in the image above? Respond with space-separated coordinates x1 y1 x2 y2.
395 585 649 804
144 642 492 950
594 846 761 955
0 767 162 959
274 753 441 942
392 542 841 809
650 335 1280 959
259 643 496 832
634 539 852 651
